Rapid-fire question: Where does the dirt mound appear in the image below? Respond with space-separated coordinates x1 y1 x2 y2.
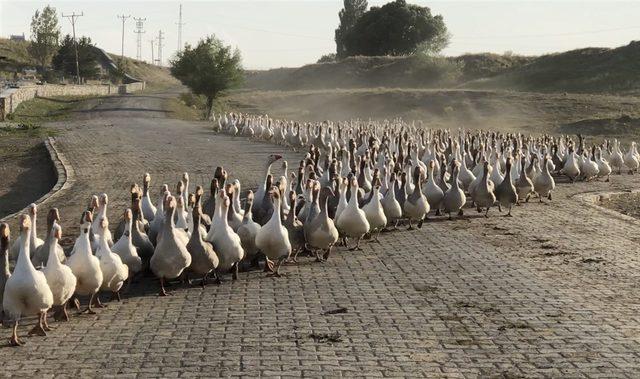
559 115 640 136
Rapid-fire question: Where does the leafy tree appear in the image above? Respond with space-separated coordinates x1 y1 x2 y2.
28 5 61 71
170 35 243 119
52 35 100 81
335 0 368 59
111 57 132 84
343 0 450 57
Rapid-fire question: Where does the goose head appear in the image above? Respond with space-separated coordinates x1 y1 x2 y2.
99 193 109 207
267 154 283 165
47 208 61 229
143 173 151 190
51 223 62 241
182 172 189 183
164 195 177 215
176 181 184 197
89 195 99 212
80 210 93 232
19 214 31 235
28 203 37 218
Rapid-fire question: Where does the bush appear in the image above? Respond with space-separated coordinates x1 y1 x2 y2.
410 54 463 86
317 53 337 63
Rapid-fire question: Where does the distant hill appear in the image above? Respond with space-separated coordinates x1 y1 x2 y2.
463 41 640 94
244 53 532 91
0 37 178 89
244 41 640 95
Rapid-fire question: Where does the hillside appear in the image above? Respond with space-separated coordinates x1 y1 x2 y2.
0 37 178 89
463 41 640 94
244 53 532 91
244 42 640 95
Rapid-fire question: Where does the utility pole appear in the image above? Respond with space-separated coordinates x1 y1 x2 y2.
117 14 131 59
176 4 185 52
157 30 164 66
62 12 83 84
134 17 146 60
150 39 155 65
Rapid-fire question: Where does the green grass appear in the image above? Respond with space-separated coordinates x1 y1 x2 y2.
165 92 230 121
7 95 91 124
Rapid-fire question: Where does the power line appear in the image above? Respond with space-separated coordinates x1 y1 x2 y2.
62 11 83 84
117 14 131 59
134 17 146 61
177 3 186 52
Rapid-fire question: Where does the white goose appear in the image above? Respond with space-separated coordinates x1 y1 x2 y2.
10 203 44 261
534 156 556 202
95 217 129 303
66 211 103 314
1 223 10 321
381 172 402 228
41 223 77 322
186 203 219 286
141 173 157 221
237 191 262 267
336 177 370 250
255 187 291 276
362 178 387 238
206 190 244 280
111 209 143 276
423 160 444 216
32 208 65 268
151 195 191 296
403 166 429 229
2 214 53 346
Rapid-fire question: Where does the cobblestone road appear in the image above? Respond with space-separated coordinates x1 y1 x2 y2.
1 91 640 377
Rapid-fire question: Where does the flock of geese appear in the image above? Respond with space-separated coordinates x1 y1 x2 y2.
1 112 638 347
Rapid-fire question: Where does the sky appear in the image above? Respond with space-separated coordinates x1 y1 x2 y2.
1 0 640 69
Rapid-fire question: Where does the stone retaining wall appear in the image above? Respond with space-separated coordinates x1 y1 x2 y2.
0 81 145 121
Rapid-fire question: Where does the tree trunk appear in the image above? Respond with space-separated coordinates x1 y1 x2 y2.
206 96 215 121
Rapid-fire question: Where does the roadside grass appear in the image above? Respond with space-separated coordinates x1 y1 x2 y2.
6 95 94 124
165 92 230 121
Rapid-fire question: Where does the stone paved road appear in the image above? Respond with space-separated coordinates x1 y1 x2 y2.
1 90 640 378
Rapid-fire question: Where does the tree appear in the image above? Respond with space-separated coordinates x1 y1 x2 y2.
342 0 450 57
170 35 243 119
52 35 100 81
334 0 368 59
28 5 61 71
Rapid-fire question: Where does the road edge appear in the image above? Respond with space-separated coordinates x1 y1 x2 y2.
0 136 75 223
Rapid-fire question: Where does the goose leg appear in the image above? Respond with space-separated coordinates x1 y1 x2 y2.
159 277 169 296
201 272 209 288
28 312 47 336
323 246 332 261
81 294 97 315
435 209 441 216
9 322 22 346
448 212 452 220
407 219 414 230
61 302 70 321
92 295 108 308
264 258 275 273
548 193 552 201
314 250 324 262
349 237 362 251
232 263 239 281
484 207 490 218
417 218 424 229
110 291 121 302
212 270 222 285
498 204 502 212
42 312 53 331
506 205 513 217
458 209 464 218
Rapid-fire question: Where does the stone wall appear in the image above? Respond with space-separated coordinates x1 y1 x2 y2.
0 82 145 121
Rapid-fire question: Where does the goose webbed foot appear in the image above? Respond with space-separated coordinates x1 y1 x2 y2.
42 313 53 331
498 204 502 212
53 303 70 322
484 208 490 218
407 220 414 230
264 259 275 273
28 313 47 337
547 193 552 201
417 219 424 229
314 251 325 263
525 194 530 203
435 209 441 216
605 176 610 182
80 295 97 314
458 209 464 217
476 206 482 213
200 273 209 289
